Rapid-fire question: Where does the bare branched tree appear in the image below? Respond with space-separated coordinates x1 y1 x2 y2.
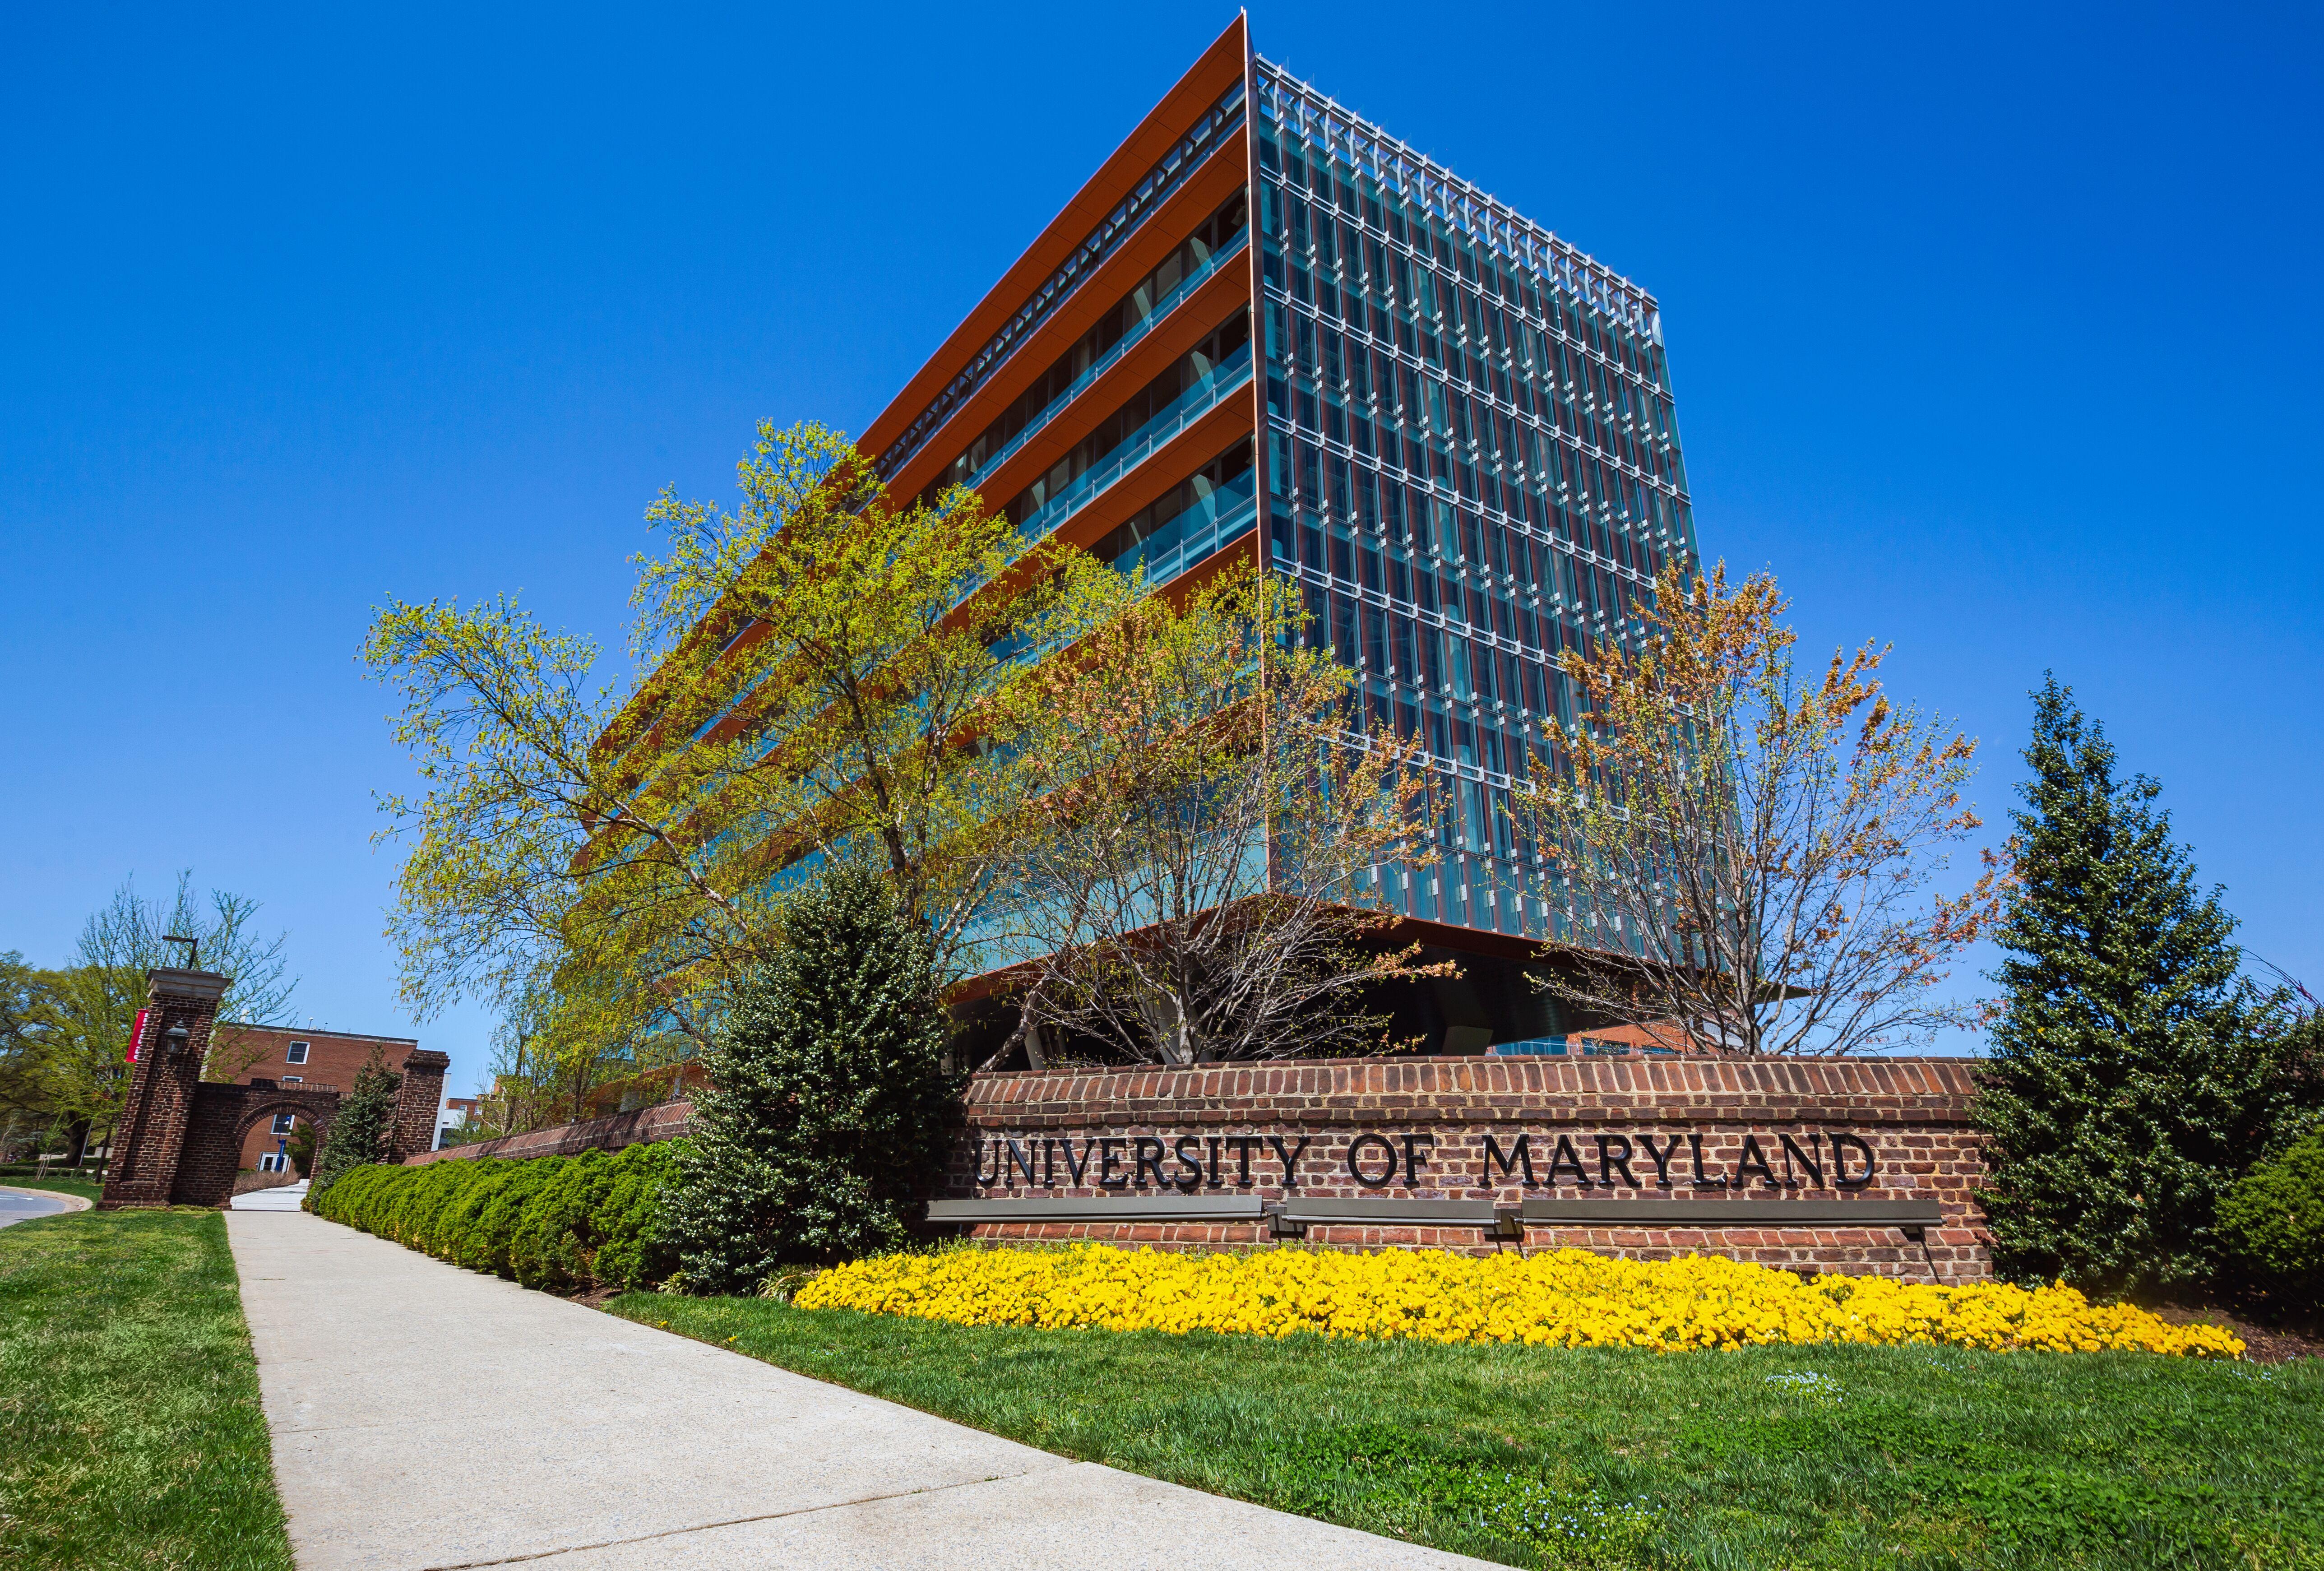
993 565 1449 1065
76 871 299 1080
1509 561 2004 1057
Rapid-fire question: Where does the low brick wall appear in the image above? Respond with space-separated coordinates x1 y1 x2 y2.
388 1057 1993 1281
952 1056 1990 1281
403 1099 695 1165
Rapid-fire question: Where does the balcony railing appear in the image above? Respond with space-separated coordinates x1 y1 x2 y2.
1107 473 1258 590
1014 345 1255 546
957 228 1249 499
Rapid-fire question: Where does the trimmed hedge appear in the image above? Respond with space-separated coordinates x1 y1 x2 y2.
2218 1129 2324 1303
306 1142 681 1293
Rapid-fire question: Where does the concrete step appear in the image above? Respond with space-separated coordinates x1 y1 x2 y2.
230 1180 310 1212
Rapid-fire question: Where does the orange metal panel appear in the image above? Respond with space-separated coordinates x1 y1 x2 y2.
881 145 1251 505
860 15 1249 463
1238 21 1271 575
956 263 1252 519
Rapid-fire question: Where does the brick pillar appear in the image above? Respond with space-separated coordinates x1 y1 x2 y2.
389 1049 451 1160
99 968 232 1210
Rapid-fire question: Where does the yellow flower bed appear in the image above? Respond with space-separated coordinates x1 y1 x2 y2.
793 1244 2245 1358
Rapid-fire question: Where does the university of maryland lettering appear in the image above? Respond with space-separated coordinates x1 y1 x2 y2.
970 1129 1883 1192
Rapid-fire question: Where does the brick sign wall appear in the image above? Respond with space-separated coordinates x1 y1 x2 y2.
386 1054 1993 1281
950 1056 1990 1281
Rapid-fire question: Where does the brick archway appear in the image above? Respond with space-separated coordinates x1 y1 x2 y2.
229 1093 338 1149
173 1082 347 1208
101 964 451 1210
228 1088 341 1176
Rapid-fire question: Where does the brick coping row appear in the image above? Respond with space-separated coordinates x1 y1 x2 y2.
965 1053 1980 1127
400 1054 1985 1163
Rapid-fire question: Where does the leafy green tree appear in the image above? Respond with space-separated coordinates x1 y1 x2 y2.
0 954 52 1160
306 1046 402 1201
999 564 1444 1064
463 973 675 1135
287 1120 317 1178
5 875 300 1163
23 964 132 1163
666 862 961 1291
1976 677 2319 1292
362 420 1130 1089
0 960 124 1166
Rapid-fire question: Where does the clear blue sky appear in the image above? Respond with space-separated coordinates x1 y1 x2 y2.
4 3 2317 1098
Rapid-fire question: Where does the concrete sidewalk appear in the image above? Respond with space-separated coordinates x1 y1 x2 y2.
226 1210 1493 1570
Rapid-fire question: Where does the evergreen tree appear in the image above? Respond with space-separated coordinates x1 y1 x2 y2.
306 1046 402 1202
1977 676 2315 1292
666 862 962 1293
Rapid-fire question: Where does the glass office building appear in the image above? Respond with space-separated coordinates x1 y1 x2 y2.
855 17 1697 1050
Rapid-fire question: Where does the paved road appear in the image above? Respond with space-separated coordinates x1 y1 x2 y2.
0 1186 79 1227
226 1210 1492 1571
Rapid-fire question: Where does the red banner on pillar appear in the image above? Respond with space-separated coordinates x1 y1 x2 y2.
126 1007 150 1064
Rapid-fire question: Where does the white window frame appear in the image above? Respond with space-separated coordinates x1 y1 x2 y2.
271 1112 296 1135
285 1041 310 1065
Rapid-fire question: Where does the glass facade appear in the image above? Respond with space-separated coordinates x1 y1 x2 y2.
1249 56 1696 948
843 29 1698 992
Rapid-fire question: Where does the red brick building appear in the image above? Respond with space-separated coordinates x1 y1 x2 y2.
219 1025 427 1173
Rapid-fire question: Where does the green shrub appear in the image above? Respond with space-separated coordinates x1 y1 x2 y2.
306 1142 681 1293
1976 678 2323 1292
465 1159 558 1276
307 1045 402 1201
2218 1130 2324 1302
667 862 963 1292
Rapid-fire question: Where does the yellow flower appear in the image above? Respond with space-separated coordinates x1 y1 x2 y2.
788 1245 2245 1359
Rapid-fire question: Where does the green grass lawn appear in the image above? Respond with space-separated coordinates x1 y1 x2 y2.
1 1174 102 1204
0 1208 292 1571
610 1291 2324 1571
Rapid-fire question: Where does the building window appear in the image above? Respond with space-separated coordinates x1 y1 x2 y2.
285 1041 310 1065
272 1113 296 1135
281 1075 302 1084
258 1152 288 1172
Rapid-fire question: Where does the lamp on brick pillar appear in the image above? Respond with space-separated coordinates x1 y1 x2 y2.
98 966 232 1211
